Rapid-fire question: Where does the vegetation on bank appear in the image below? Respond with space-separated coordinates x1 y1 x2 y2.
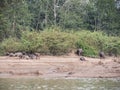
0 0 120 57
0 28 120 57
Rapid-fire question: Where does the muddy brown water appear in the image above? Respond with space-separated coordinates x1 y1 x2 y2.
0 78 120 90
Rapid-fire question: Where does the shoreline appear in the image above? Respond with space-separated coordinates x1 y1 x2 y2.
0 56 120 78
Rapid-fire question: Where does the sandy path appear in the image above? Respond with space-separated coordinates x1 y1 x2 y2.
0 56 120 78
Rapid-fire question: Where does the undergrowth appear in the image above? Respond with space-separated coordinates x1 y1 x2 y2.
0 28 120 57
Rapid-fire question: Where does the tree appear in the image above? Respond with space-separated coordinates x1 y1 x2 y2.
59 0 88 29
0 0 32 39
96 0 120 35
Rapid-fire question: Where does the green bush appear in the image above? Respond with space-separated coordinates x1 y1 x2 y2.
74 30 120 57
75 31 108 49
0 28 120 57
39 29 76 55
0 44 5 55
104 37 120 56
0 37 22 53
20 31 42 52
76 40 97 57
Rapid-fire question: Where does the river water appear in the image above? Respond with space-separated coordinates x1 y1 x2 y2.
0 78 120 90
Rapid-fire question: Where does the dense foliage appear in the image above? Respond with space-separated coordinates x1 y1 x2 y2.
0 28 120 57
0 0 120 41
0 0 120 56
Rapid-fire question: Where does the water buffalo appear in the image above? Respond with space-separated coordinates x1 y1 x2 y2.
9 53 15 57
77 48 83 56
14 52 23 57
19 54 30 60
5 52 10 56
99 51 105 59
27 52 40 60
34 53 40 59
80 56 86 61
28 54 37 59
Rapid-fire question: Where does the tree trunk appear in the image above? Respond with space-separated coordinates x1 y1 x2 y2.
53 0 57 26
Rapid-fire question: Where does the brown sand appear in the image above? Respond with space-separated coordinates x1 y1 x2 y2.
0 55 120 78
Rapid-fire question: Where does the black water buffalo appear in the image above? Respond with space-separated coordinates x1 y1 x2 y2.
80 56 86 61
76 48 83 56
99 51 105 59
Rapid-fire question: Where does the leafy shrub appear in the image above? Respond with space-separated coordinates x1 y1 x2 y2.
39 29 76 55
74 30 120 57
0 28 120 57
75 31 108 48
20 31 42 52
0 37 22 53
76 40 97 57
0 44 5 55
104 37 120 56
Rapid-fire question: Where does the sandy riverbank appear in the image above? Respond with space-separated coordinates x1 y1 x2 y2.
0 55 120 78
